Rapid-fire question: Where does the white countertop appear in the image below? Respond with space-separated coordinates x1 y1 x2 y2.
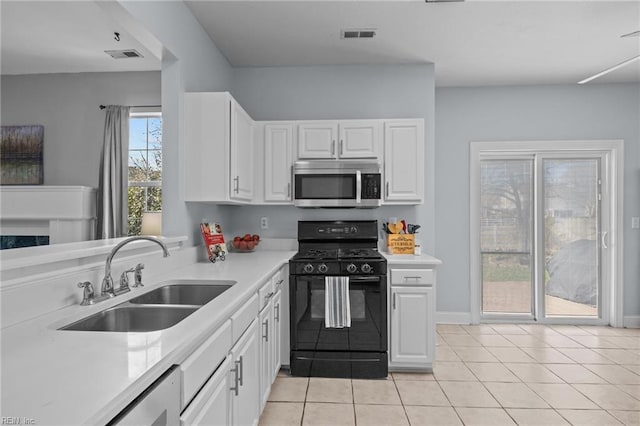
1 247 440 425
0 250 294 425
384 252 442 265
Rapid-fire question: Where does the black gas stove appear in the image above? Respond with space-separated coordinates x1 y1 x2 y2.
289 220 388 379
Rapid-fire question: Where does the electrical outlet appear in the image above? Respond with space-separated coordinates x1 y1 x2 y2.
260 217 269 229
632 217 640 229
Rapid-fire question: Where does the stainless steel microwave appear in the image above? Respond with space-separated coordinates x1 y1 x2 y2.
293 160 382 208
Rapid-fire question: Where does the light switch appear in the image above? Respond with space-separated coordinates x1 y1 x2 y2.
632 217 640 229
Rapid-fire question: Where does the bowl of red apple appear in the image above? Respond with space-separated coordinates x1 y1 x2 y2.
231 234 260 252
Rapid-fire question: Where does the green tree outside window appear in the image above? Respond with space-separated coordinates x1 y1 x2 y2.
128 113 162 235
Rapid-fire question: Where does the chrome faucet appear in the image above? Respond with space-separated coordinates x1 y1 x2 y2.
101 236 170 297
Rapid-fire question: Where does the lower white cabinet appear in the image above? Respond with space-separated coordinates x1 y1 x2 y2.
259 298 274 411
389 267 436 370
271 289 282 380
180 357 231 426
231 319 261 426
177 266 288 426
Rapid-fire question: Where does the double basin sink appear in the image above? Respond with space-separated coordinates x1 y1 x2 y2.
60 280 236 332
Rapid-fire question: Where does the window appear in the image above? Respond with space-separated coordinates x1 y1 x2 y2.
128 111 162 235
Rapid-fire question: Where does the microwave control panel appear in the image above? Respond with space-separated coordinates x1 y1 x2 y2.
361 174 381 199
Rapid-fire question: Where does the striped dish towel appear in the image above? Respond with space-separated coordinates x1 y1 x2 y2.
325 276 351 328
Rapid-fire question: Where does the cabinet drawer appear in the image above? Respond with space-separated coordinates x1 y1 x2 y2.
181 320 232 408
232 293 259 341
391 269 434 286
180 355 231 426
259 279 274 310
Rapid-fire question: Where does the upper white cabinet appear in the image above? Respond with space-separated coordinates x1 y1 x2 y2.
384 120 424 203
184 92 254 203
297 120 381 160
264 124 293 202
339 121 382 159
231 99 254 201
297 122 338 159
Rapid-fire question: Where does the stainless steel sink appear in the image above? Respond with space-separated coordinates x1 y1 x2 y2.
60 305 198 332
128 282 235 306
59 280 236 332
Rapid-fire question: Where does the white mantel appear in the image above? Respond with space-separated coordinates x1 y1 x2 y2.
0 185 97 244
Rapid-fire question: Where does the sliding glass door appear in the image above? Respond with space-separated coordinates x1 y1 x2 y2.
540 157 602 319
480 158 534 318
479 152 608 323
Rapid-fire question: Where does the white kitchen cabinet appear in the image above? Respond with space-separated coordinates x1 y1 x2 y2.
230 99 254 201
271 289 282 381
275 266 290 369
297 122 338 159
264 124 293 202
389 266 435 370
180 356 231 426
259 297 273 411
184 92 254 203
180 320 232 408
338 120 381 159
383 119 424 203
230 319 260 426
297 121 381 160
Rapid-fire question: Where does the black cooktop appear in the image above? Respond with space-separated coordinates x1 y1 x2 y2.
291 247 384 262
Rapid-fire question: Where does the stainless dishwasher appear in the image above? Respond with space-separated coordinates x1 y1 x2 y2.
108 366 181 426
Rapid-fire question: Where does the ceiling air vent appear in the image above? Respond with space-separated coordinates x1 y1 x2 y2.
104 49 144 59
341 29 377 39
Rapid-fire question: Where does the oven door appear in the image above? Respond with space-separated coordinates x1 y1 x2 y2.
290 275 387 352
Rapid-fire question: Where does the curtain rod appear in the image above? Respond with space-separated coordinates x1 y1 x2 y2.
99 104 160 110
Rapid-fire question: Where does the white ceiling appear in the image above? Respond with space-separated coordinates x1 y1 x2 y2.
1 1 638 87
0 1 160 75
185 0 640 86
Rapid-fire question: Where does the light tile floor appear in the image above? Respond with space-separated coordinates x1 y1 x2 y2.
259 324 640 425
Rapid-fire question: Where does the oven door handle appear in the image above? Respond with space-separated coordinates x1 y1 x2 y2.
348 276 382 283
356 170 362 204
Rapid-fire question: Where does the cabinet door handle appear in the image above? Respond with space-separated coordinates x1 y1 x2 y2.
340 139 344 155
238 356 244 386
287 183 291 199
386 182 389 197
275 303 280 322
230 361 240 396
233 176 239 193
331 140 336 156
602 231 609 249
263 318 269 342
392 293 396 310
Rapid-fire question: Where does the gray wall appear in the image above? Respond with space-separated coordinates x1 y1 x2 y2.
229 64 436 251
435 83 640 317
1 71 160 187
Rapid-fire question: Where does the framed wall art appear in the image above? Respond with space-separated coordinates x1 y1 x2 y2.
1 125 44 185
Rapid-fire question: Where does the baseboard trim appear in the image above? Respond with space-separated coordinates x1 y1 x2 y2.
624 315 640 328
436 311 471 324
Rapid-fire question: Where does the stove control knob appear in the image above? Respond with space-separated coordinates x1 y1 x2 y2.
347 263 357 273
303 264 314 273
318 263 328 273
361 263 372 273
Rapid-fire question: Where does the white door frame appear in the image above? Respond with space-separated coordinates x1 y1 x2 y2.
470 140 624 326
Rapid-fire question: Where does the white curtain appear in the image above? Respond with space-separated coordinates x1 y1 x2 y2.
97 105 130 239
